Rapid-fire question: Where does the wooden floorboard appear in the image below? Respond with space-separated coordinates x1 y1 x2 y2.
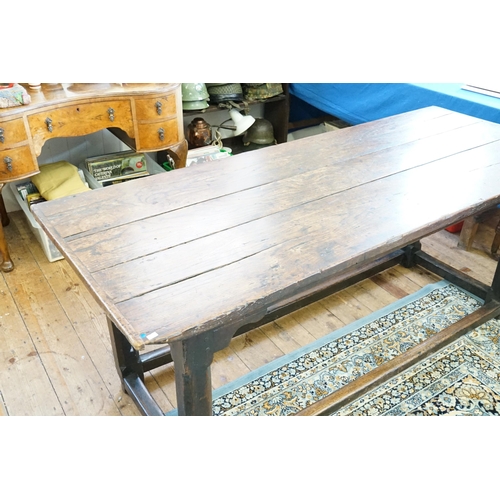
1 207 498 416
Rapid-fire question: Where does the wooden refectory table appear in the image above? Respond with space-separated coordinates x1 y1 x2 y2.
32 106 500 416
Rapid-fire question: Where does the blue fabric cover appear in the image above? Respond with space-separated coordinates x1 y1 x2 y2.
289 83 500 125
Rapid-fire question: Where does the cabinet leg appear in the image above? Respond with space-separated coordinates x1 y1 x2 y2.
0 219 14 273
0 184 13 273
157 139 188 169
0 187 9 227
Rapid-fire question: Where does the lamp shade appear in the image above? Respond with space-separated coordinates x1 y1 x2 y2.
229 108 255 136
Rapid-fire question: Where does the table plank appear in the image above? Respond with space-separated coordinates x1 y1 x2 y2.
111 156 500 346
61 119 500 275
35 106 478 238
87 138 500 305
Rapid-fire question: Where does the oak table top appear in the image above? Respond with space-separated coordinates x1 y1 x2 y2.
32 106 500 415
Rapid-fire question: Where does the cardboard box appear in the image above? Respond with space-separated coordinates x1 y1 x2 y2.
9 181 63 262
85 151 148 183
9 155 165 263
82 153 165 189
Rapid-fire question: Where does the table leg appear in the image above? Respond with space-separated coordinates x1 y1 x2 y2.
491 218 500 256
107 319 164 416
486 255 500 303
169 332 215 416
0 184 14 273
402 242 491 300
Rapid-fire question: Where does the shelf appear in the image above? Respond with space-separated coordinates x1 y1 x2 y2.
182 93 289 117
181 84 290 151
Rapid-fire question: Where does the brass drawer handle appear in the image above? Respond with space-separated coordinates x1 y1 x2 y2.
45 118 53 132
4 156 13 172
108 108 115 122
158 128 165 141
155 101 162 115
0 128 4 143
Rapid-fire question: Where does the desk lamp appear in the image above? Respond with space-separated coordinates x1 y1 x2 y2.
212 103 256 148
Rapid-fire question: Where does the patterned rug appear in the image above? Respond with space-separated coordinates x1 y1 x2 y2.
211 281 500 416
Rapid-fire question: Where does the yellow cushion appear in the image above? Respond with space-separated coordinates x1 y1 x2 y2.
31 161 91 201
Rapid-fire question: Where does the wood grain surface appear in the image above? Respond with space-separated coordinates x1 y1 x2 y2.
32 107 500 351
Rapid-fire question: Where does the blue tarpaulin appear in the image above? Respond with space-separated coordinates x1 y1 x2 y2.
289 83 500 125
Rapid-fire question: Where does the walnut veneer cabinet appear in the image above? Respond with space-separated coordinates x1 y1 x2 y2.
0 83 188 272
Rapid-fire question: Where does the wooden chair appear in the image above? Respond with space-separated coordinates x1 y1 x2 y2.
459 209 500 257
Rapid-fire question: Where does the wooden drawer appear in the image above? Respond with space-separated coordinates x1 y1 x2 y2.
0 118 28 150
135 95 176 120
0 146 37 181
137 119 179 150
28 100 134 154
